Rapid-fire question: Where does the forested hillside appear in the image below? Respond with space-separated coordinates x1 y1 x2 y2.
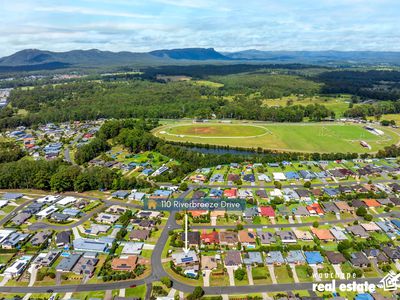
2 73 332 129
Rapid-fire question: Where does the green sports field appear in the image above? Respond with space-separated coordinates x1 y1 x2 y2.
153 122 400 153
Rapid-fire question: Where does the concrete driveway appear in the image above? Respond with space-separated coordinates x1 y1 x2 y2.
0 275 10 287
226 266 236 286
246 265 254 285
311 265 321 282
289 264 299 283
332 264 345 279
28 264 38 287
203 270 211 287
267 265 277 284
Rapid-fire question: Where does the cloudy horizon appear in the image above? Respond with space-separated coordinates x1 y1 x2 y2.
1 0 400 56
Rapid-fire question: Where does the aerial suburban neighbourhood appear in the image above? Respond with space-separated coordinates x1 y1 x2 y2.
1 0 400 300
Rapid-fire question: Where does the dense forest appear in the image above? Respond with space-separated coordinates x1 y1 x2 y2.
344 101 400 118
0 140 25 163
2 74 334 129
317 70 400 101
0 158 151 192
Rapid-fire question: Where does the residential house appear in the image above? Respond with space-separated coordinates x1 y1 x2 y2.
172 251 199 268
265 251 285 265
276 230 297 243
56 231 71 247
346 225 369 238
363 199 381 208
227 174 240 182
2 232 30 249
129 229 151 241
3 255 32 278
293 229 313 241
181 231 200 248
286 250 306 265
381 246 400 260
363 249 389 264
323 203 340 214
273 172 286 181
219 231 239 246
224 250 242 267
243 252 264 266
201 255 217 270
325 251 346 265
121 242 144 255
304 251 324 265
256 190 268 199
72 255 99 276
360 222 381 232
329 228 348 241
295 189 312 201
294 206 310 216
350 252 369 268
259 206 275 218
56 253 82 272
224 188 237 199
201 231 219 245
30 230 52 246
95 213 119 224
243 207 259 220
306 203 324 215
73 237 114 253
111 255 138 271
334 201 355 214
311 228 335 242
111 191 130 199
11 213 31 226
257 231 276 245
238 230 256 247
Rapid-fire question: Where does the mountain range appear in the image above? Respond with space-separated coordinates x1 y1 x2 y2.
1 48 400 72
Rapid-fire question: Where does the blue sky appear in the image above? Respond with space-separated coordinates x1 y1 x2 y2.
1 0 400 56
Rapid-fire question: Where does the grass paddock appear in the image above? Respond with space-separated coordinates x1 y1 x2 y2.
153 121 400 153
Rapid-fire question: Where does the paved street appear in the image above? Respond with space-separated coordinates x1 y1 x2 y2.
0 185 394 296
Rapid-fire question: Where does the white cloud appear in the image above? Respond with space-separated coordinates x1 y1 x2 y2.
35 5 154 18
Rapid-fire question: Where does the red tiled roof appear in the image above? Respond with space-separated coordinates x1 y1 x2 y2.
363 199 381 207
201 231 219 244
259 206 275 217
306 203 324 215
224 189 237 198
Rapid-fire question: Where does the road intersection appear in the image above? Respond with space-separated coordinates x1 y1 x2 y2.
0 181 396 296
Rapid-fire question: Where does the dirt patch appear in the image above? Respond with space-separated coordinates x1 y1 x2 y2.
187 127 217 134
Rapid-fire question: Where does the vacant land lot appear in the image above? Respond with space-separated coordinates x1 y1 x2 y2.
153 121 400 153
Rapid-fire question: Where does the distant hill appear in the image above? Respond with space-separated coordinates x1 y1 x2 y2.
149 48 230 60
0 49 161 67
224 50 400 65
1 48 400 72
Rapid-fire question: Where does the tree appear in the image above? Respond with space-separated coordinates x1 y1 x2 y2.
312 221 319 228
234 268 246 281
356 207 367 217
187 286 204 300
303 181 311 188
161 276 172 288
364 214 373 221
274 181 282 189
179 182 188 191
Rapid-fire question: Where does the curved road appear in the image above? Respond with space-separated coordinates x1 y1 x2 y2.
0 210 387 295
0 188 393 295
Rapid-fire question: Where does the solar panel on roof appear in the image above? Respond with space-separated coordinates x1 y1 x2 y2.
181 257 193 263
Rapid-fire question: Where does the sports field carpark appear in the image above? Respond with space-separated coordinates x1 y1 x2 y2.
153 121 400 153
